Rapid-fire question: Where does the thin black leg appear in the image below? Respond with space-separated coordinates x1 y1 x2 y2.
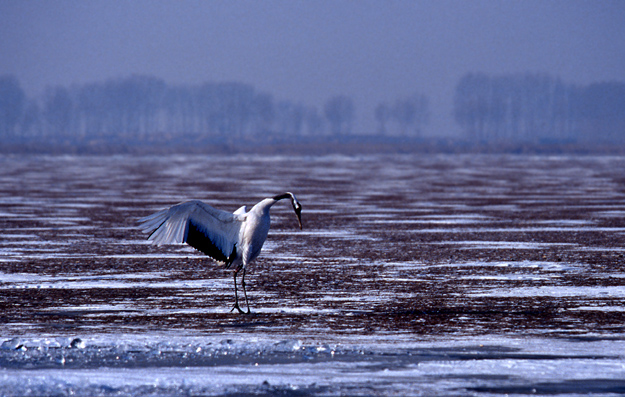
241 268 251 314
231 269 245 314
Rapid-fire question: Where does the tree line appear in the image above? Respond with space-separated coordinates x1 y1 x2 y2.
0 74 429 144
2 72 623 147
453 72 625 143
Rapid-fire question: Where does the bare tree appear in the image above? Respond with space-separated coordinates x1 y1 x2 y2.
324 95 354 135
392 94 429 136
374 103 391 135
0 75 26 139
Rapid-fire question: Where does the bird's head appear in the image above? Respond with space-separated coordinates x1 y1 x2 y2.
291 196 303 230
273 192 303 229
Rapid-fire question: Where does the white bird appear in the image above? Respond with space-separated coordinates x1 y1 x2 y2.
138 192 302 313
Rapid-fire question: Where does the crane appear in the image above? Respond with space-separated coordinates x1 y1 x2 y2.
138 192 302 313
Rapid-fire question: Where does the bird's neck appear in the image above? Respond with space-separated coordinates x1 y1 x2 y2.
252 198 279 215
272 193 292 201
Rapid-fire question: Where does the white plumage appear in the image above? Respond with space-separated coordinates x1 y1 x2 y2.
139 192 302 313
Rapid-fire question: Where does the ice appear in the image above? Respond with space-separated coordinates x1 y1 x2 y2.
0 271 228 291
469 285 625 298
2 153 625 395
408 226 625 233
1 338 25 351
0 335 624 396
429 240 577 249
366 214 494 225
568 306 625 312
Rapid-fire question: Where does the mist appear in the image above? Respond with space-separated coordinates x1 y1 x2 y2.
1 0 624 151
3 3 625 393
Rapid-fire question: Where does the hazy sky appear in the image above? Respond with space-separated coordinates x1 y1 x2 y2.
1 0 624 135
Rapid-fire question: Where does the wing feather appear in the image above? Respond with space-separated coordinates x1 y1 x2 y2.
139 200 241 264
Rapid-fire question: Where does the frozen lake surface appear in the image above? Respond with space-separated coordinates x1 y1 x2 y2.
1 153 625 395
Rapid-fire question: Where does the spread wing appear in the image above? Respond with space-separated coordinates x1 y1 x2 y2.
138 200 243 265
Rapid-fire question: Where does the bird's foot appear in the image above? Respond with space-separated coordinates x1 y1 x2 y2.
230 303 250 314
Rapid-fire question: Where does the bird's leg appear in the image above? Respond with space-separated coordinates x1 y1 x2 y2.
231 269 245 314
241 268 251 314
